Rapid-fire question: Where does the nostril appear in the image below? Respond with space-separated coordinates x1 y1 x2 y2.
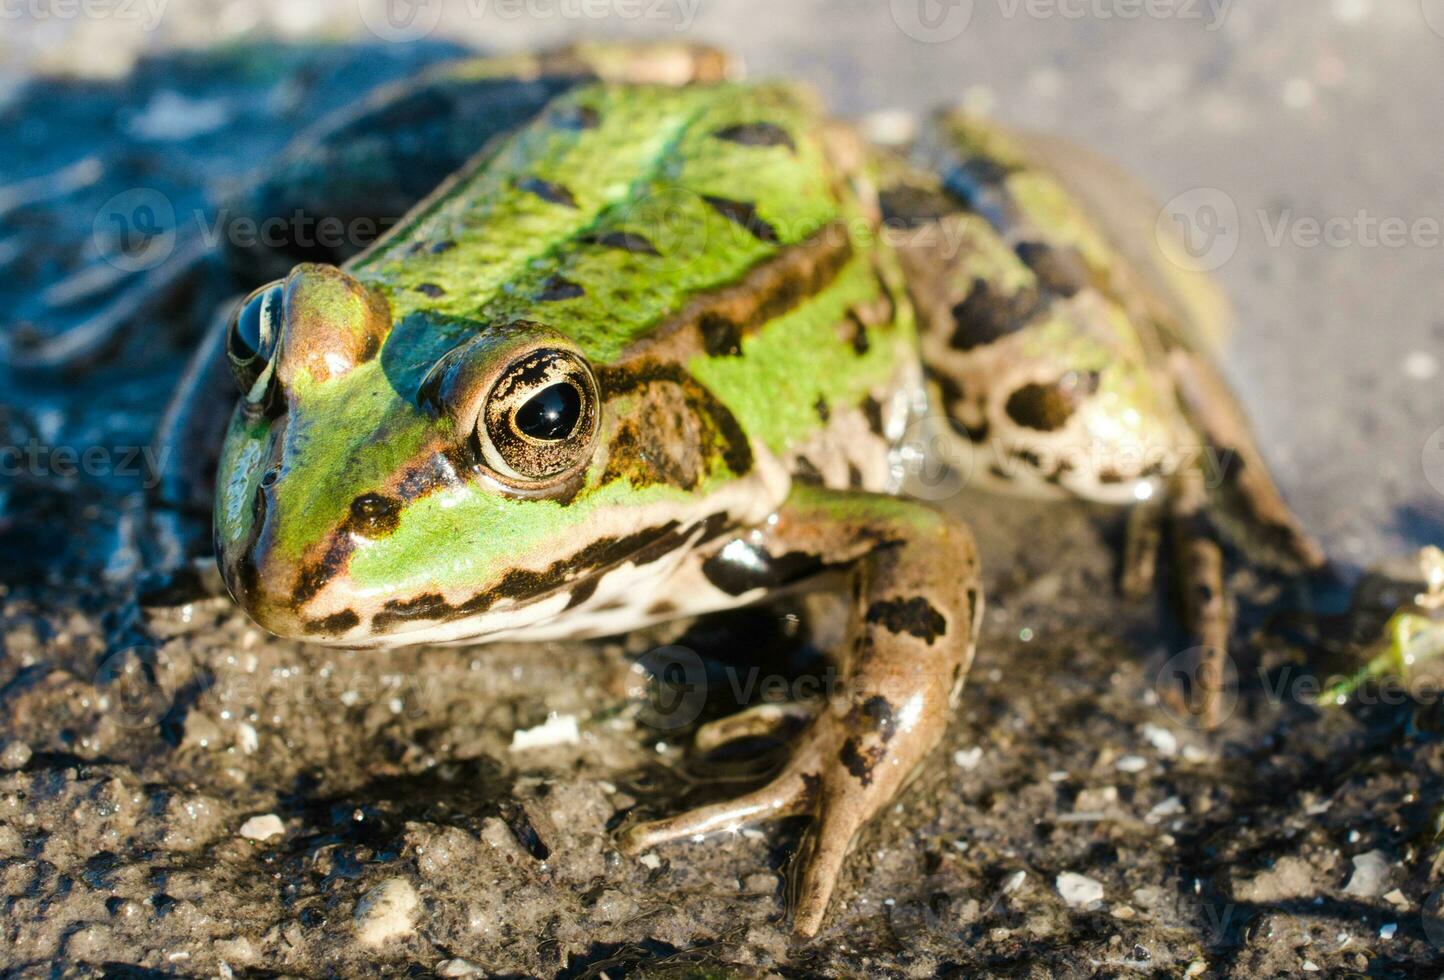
348 493 401 538
259 469 280 489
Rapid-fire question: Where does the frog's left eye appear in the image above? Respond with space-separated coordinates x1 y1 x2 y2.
478 348 599 483
227 281 285 403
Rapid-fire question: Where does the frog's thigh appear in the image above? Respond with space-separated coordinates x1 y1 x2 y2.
622 485 982 937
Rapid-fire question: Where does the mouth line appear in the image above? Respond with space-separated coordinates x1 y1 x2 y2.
338 513 734 641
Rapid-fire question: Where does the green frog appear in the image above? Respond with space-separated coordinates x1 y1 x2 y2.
143 42 1321 936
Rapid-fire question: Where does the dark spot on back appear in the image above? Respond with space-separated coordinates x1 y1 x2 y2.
879 184 959 228
703 195 780 244
700 313 743 357
534 276 585 302
813 396 830 422
865 596 948 644
582 230 659 255
950 279 1042 351
860 395 885 437
1005 372 1099 432
414 282 445 298
839 310 870 355
713 122 795 152
943 157 1013 209
517 176 578 209
430 239 456 254
1016 241 1091 297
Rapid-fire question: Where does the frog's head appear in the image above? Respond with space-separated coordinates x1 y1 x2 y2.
213 264 619 647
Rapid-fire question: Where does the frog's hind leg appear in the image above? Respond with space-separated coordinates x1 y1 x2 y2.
621 486 981 937
1168 348 1325 571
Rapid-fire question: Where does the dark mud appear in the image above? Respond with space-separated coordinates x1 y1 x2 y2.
3 45 1444 979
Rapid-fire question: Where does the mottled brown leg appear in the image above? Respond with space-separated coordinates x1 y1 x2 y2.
1121 492 1165 601
1168 469 1232 729
620 486 982 937
1169 349 1325 570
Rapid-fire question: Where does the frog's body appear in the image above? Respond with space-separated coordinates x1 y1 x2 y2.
134 43 1321 937
217 81 927 649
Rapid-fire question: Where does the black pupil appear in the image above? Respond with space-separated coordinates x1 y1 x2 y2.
230 286 282 363
515 383 581 441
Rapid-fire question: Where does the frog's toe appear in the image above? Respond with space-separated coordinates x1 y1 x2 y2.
692 701 817 754
618 765 816 855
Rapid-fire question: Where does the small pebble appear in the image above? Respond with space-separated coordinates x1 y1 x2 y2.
509 713 579 751
1383 889 1409 910
1056 872 1104 908
1115 756 1147 773
1302 961 1320 972
953 747 983 770
1185 962 1207 977
638 853 662 870
436 959 483 977
1342 850 1390 898
1145 796 1185 825
1140 724 1178 757
1379 923 1397 940
237 723 258 755
0 740 32 771
239 814 284 842
354 878 419 947
1001 870 1027 894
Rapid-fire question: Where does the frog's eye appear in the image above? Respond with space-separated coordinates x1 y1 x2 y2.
478 348 599 483
227 281 285 403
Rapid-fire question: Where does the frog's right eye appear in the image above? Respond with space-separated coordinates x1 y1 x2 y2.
227 281 285 403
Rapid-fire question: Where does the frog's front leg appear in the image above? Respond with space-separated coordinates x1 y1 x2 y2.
621 486 982 937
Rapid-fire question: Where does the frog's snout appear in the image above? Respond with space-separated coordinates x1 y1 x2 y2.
217 462 311 641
